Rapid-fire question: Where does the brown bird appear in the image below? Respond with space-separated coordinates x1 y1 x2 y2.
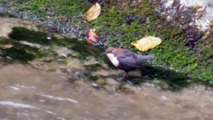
105 47 154 73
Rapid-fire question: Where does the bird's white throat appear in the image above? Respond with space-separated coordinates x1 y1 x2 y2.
106 53 119 67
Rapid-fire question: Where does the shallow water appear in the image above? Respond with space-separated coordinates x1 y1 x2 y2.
0 5 212 120
0 64 213 120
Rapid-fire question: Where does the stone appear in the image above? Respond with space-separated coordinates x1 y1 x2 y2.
83 57 99 66
0 17 39 38
103 78 120 93
19 41 41 48
66 59 86 72
73 71 85 80
91 83 100 89
53 46 73 57
120 84 139 93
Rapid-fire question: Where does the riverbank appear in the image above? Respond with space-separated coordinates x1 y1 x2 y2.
0 2 213 119
0 0 212 83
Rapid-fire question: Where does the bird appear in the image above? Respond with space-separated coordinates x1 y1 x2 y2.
104 47 154 74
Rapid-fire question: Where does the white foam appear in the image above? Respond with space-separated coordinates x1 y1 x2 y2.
40 94 78 104
0 101 38 109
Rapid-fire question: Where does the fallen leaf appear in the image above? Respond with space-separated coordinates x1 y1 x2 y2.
86 3 101 21
131 36 162 51
86 28 100 44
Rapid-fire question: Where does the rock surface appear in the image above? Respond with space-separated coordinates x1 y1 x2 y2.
156 0 213 31
0 17 39 38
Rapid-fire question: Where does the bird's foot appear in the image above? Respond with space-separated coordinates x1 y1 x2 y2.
117 72 128 81
116 71 129 81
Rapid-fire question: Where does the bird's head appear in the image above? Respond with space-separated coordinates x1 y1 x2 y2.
105 47 114 53
103 47 115 55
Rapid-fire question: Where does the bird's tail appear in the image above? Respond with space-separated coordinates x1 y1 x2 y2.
137 54 154 65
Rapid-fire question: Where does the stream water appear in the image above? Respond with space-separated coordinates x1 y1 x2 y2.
0 64 213 120
0 3 213 119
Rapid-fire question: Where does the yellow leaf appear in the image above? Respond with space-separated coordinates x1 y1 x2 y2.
86 3 101 21
131 36 162 51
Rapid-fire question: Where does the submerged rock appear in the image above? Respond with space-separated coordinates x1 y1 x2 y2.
19 41 41 49
73 71 85 80
53 46 73 58
0 17 39 38
103 78 120 92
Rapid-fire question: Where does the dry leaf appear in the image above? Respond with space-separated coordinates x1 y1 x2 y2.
86 28 100 44
86 3 101 21
131 36 162 51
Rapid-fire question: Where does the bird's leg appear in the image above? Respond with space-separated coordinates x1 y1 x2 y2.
116 71 128 81
120 71 129 80
124 72 129 78
117 71 134 84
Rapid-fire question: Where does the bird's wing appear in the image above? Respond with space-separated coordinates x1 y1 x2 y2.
117 53 140 68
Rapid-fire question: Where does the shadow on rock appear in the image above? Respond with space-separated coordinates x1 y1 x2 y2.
122 65 191 91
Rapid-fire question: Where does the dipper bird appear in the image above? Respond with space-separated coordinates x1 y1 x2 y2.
105 47 154 73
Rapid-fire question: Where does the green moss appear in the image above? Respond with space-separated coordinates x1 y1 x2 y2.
16 0 90 21
0 27 107 64
89 0 212 82
0 39 43 63
9 27 54 45
23 0 209 82
1 0 212 83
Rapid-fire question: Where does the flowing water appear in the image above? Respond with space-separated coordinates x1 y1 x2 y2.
0 12 213 120
0 64 213 120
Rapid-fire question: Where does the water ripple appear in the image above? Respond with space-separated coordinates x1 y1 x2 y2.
0 101 38 109
40 94 78 104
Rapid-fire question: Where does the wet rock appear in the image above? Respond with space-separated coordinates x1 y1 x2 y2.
66 59 85 71
103 78 120 93
91 70 112 77
2 44 13 49
53 46 73 57
91 83 101 89
0 17 39 38
153 0 213 31
120 84 140 93
83 57 99 66
29 61 50 71
73 71 85 80
152 79 170 90
19 41 41 48
96 79 106 85
160 95 169 101
209 81 213 85
144 82 155 87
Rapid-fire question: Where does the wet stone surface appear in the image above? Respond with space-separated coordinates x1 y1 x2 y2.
0 2 212 120
0 64 212 120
